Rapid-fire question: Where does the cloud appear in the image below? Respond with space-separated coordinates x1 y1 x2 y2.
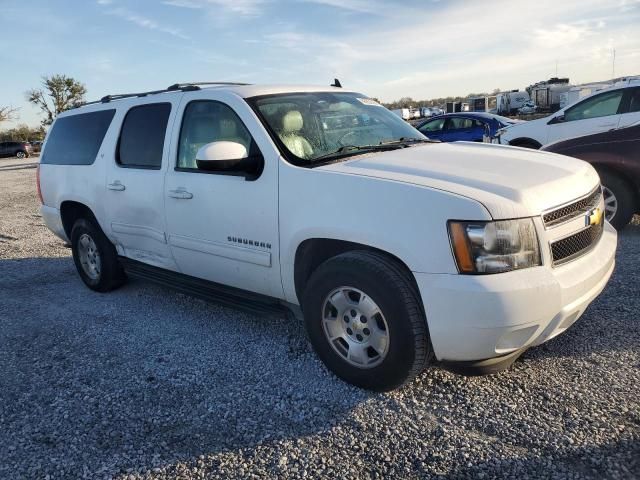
87 56 115 73
105 6 190 40
299 0 383 13
252 0 640 101
162 0 202 8
533 23 594 48
162 0 265 15
619 0 640 12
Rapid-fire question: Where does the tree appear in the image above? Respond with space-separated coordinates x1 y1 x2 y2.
26 74 87 126
0 124 45 142
0 105 19 124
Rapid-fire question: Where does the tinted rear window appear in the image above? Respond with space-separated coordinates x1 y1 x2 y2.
41 110 115 165
117 103 171 169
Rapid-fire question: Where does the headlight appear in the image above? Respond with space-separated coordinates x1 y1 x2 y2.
448 218 541 274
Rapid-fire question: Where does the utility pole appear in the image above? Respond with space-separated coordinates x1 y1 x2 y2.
612 48 616 80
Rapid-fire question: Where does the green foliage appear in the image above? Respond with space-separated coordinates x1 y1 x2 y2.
26 74 87 126
0 124 45 142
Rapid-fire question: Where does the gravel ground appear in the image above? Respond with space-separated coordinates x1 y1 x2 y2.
0 156 638 479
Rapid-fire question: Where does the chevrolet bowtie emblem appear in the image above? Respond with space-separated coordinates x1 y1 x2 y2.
587 208 603 226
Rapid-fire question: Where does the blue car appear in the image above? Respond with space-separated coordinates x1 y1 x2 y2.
415 113 522 142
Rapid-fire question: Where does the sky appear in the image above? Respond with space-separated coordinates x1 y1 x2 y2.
1 0 639 128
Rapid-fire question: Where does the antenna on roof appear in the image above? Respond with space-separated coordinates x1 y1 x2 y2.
331 78 342 88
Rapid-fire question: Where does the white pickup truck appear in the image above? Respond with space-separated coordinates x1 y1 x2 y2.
38 83 617 391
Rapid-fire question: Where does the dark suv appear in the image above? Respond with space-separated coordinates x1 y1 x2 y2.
0 141 33 159
542 123 640 229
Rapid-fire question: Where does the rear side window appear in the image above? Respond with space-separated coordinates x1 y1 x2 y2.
41 110 115 165
419 118 445 132
626 88 640 113
447 118 478 130
117 103 171 169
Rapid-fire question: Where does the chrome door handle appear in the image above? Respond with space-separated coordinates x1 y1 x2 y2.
168 189 193 199
107 182 125 191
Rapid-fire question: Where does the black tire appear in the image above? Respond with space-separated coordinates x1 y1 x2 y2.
511 139 540 149
301 250 432 391
599 171 636 230
70 218 126 292
16 150 26 159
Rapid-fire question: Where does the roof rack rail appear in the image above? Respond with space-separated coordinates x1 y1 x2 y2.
78 82 251 108
80 87 183 107
167 81 251 90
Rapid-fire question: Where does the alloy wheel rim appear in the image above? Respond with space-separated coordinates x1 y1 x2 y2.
78 233 101 280
16 151 25 158
321 287 389 369
602 186 618 222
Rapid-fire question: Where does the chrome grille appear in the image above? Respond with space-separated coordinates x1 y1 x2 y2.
543 188 601 228
550 222 604 266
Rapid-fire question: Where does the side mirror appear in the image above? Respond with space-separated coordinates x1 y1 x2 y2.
195 141 263 180
548 115 565 125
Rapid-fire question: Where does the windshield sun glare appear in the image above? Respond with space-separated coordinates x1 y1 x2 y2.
249 92 427 166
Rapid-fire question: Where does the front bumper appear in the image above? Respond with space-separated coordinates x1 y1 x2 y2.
415 221 617 363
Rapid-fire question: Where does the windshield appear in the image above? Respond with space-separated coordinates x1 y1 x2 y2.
248 92 427 166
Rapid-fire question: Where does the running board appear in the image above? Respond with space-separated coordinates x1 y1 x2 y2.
119 257 289 317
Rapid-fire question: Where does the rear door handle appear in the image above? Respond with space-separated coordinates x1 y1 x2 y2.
107 181 125 191
168 189 193 199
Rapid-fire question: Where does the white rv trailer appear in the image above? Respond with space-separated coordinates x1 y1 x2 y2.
496 90 530 115
391 108 412 121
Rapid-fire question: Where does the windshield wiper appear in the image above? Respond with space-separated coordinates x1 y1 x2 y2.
309 138 435 166
378 137 435 146
312 144 403 162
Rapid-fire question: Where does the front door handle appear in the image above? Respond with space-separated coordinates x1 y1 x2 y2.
168 189 193 199
107 181 125 191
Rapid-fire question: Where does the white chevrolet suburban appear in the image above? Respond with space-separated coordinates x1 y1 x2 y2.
38 82 617 391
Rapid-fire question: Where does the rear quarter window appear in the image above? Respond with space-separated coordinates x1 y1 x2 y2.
41 109 116 165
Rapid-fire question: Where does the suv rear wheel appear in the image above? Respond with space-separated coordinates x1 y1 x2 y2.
599 171 636 230
70 218 126 292
301 250 432 391
16 150 26 159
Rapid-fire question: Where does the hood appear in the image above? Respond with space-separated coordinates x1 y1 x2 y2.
318 142 600 219
500 115 542 128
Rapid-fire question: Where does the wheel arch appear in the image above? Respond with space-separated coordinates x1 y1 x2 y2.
59 200 101 239
293 238 420 305
508 137 542 149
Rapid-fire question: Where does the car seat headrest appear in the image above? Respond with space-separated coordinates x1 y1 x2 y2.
282 111 304 133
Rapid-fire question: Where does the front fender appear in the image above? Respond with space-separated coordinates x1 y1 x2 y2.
278 163 491 304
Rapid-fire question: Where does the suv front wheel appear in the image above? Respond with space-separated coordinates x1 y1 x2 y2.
302 250 432 391
71 218 126 292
